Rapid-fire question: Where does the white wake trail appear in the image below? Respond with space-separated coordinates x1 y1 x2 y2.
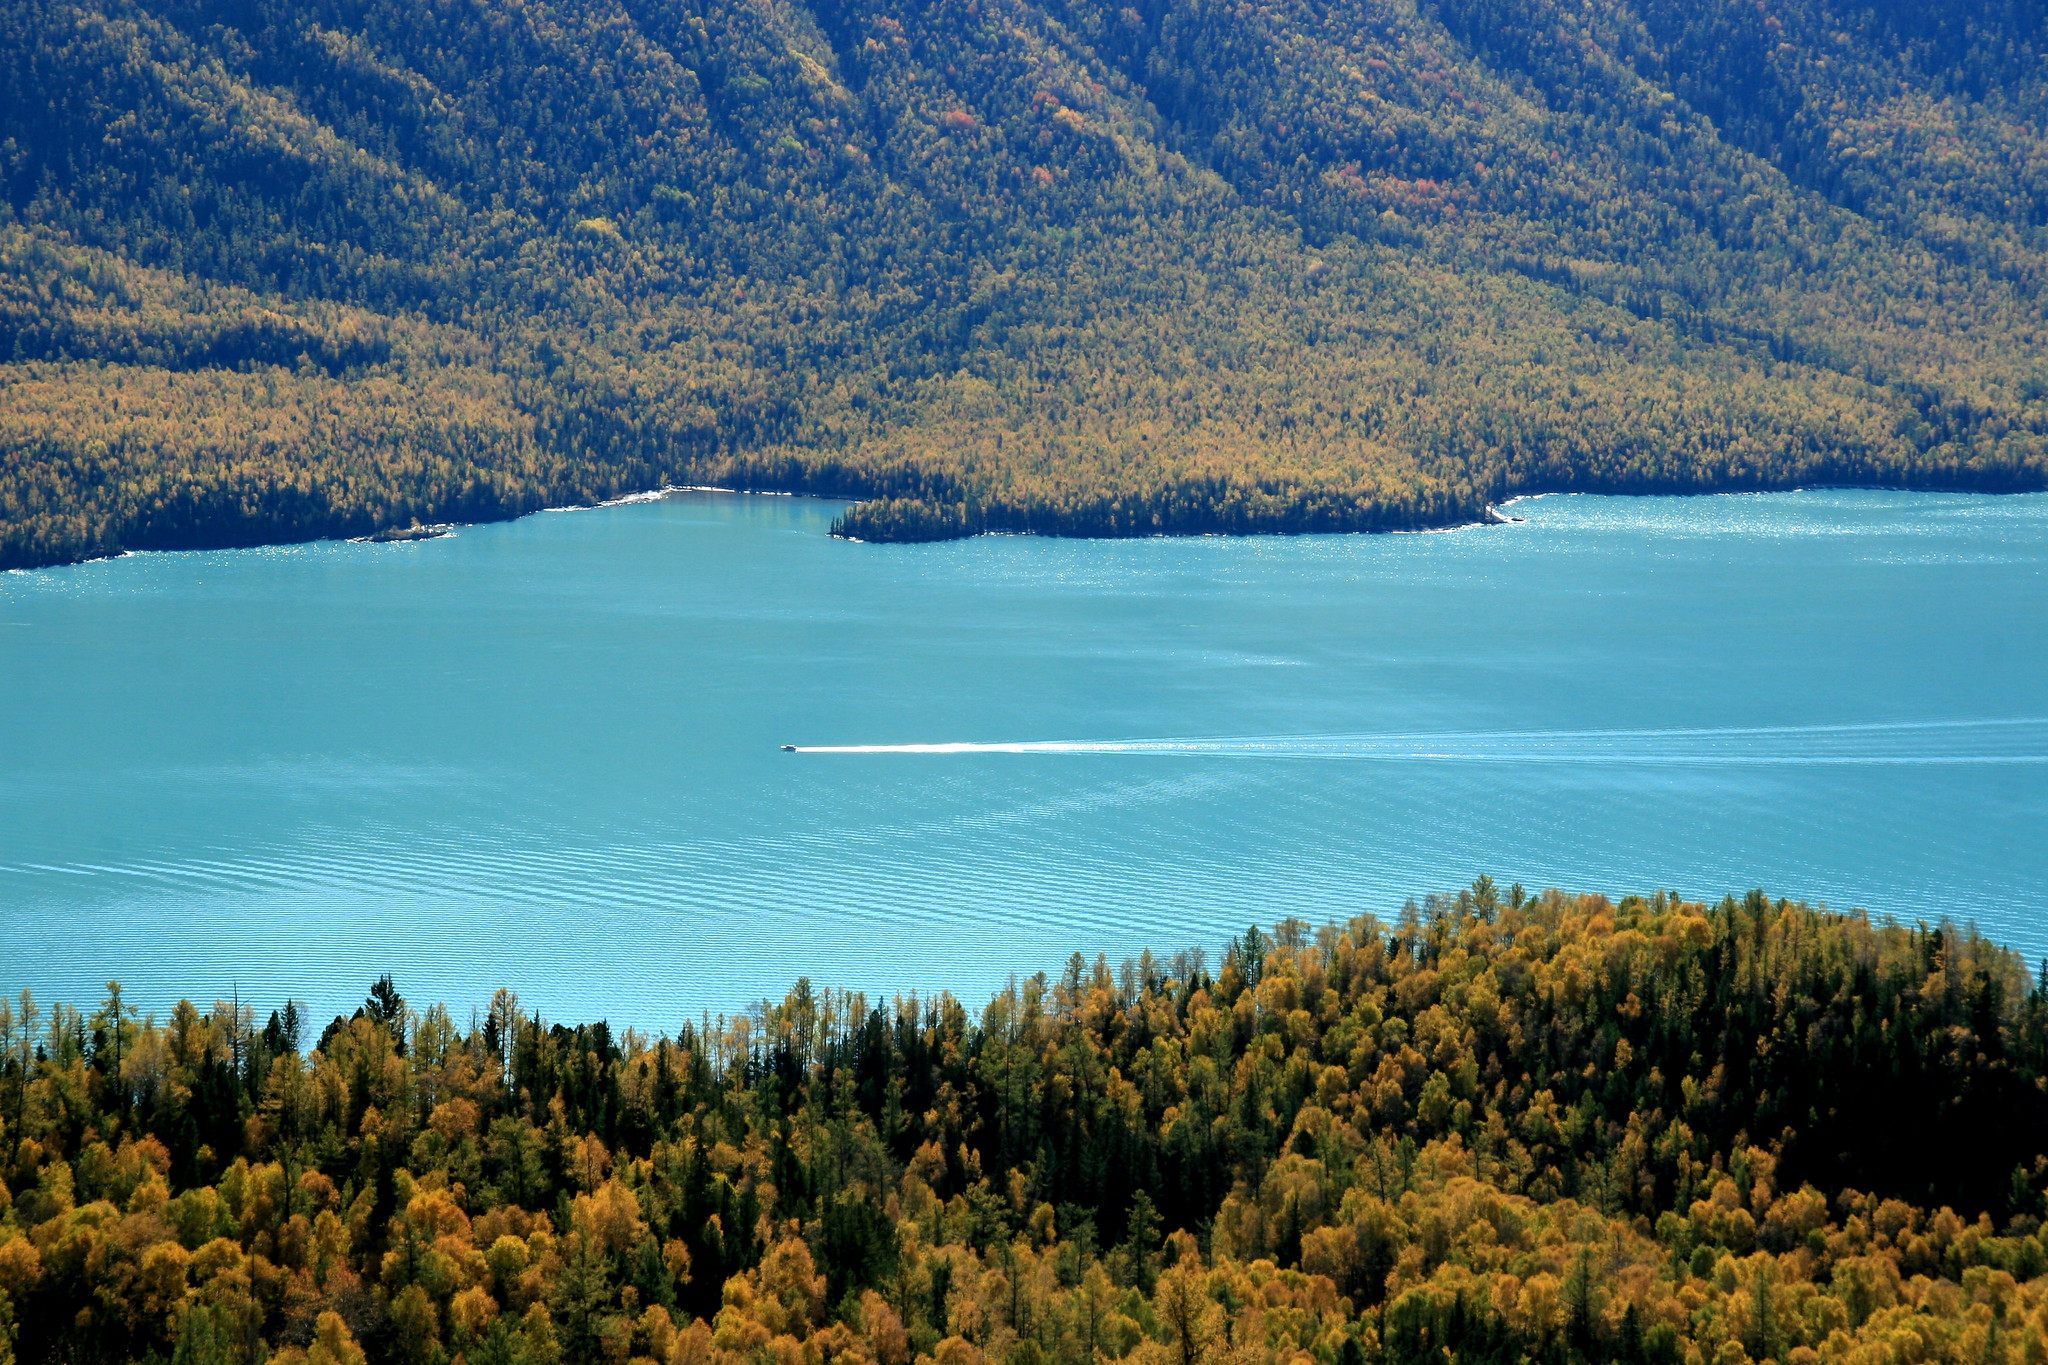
786 718 2048 764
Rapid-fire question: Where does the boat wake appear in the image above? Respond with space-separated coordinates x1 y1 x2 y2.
786 718 2048 765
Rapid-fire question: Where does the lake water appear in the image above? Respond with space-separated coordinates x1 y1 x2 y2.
3 489 2045 1029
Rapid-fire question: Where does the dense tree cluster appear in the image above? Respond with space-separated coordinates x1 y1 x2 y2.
0 0 2043 565
4 886 2048 1362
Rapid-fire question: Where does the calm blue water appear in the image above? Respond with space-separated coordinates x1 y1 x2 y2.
3 489 2045 1029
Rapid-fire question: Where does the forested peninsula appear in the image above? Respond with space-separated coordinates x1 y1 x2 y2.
3 887 2048 1363
3 0 2046 566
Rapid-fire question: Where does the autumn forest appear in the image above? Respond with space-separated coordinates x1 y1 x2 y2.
1 0 2045 564
2 888 2048 1364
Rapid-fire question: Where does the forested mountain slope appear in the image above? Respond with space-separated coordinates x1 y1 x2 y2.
5 889 2048 1362
1 0 2043 564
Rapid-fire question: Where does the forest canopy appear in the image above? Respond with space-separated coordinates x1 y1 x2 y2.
3 886 2048 1362
0 0 2044 565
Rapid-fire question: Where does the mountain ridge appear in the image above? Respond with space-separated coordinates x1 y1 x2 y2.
1 0 2043 567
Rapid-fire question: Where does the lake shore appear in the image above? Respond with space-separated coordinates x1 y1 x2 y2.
8 466 2046 574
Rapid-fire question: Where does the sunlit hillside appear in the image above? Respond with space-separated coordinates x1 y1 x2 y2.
5 889 2048 1361
1 0 2043 564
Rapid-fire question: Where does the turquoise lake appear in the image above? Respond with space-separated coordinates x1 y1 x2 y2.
3 489 2045 1029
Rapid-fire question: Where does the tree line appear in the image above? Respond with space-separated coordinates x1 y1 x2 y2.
3 884 2048 1361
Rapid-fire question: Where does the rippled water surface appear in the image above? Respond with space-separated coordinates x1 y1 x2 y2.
3 489 2045 1026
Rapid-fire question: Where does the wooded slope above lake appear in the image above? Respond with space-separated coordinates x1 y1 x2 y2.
4 888 2048 1362
2 0 2044 563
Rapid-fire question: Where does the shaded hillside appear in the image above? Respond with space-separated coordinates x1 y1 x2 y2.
1 0 2044 565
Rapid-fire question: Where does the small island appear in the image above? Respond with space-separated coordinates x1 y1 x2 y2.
359 523 452 544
